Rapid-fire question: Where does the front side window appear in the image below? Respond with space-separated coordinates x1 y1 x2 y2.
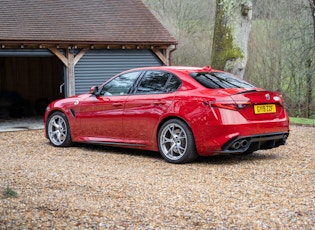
100 71 140 96
191 72 254 89
135 71 181 94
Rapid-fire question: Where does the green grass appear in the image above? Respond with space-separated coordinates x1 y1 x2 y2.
290 117 315 126
2 187 19 199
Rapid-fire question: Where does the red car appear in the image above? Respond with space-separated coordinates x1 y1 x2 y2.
44 66 289 163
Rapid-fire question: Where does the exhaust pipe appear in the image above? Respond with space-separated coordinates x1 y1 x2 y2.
240 140 248 147
231 139 249 150
232 141 241 150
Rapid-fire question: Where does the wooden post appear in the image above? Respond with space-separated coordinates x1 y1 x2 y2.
49 48 89 97
67 49 75 97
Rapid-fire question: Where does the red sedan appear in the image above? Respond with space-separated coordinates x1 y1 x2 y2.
44 66 289 163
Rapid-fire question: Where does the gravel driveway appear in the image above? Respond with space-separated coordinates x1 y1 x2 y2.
0 125 314 229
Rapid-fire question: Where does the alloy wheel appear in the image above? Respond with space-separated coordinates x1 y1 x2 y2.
160 123 188 161
48 114 68 146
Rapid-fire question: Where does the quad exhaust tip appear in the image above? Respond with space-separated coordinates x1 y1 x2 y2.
223 132 289 153
231 139 249 150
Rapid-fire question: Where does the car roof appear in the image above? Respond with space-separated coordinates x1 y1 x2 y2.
128 66 221 74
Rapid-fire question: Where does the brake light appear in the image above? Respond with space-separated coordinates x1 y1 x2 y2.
202 66 212 71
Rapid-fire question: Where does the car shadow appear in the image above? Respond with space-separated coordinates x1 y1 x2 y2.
76 143 163 161
196 152 279 165
74 143 279 165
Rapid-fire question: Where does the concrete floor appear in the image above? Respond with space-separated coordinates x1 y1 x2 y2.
0 116 44 132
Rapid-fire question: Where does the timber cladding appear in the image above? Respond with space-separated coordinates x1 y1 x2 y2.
0 56 63 116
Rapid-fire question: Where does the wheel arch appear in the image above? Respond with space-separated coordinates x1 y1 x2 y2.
45 109 73 147
45 109 72 137
156 116 199 163
156 116 196 143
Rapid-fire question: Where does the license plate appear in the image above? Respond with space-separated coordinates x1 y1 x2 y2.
254 104 276 114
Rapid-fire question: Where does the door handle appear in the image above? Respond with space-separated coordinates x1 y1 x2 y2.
112 102 123 107
153 101 166 106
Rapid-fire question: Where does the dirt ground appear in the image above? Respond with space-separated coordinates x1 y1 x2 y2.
0 125 314 229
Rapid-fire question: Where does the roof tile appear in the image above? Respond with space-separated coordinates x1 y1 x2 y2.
0 0 176 45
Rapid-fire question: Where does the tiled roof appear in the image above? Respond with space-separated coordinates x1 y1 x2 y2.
0 0 176 45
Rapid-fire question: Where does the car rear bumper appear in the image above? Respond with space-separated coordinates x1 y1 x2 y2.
199 131 289 156
216 131 289 154
195 119 290 156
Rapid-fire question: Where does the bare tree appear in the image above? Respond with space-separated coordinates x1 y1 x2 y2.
245 0 314 117
210 0 253 78
142 0 216 66
306 0 315 117
310 0 315 41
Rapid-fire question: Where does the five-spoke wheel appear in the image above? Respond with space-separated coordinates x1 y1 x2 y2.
158 119 197 164
46 111 72 147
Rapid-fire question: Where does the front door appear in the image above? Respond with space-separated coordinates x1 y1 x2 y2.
78 71 140 142
78 95 127 142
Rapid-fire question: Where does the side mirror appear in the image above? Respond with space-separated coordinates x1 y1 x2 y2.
89 86 99 96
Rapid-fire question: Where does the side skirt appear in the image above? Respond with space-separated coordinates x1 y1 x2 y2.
85 141 146 148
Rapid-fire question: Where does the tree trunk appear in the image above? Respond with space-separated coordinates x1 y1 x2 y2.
306 59 313 118
211 0 253 78
307 0 315 118
310 0 315 41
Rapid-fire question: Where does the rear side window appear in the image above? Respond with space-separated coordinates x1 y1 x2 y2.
191 72 254 89
135 71 181 94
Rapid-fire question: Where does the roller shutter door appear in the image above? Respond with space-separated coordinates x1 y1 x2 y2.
75 49 162 94
0 49 53 57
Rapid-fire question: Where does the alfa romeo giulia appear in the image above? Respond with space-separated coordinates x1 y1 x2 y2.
44 66 290 163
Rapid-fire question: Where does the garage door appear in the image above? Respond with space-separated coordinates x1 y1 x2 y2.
75 49 162 94
0 49 53 57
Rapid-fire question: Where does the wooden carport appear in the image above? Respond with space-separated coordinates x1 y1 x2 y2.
0 0 177 98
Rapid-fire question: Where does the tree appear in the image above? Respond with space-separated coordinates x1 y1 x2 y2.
142 0 314 117
142 0 216 66
307 0 315 117
310 0 315 41
245 0 314 118
210 0 253 78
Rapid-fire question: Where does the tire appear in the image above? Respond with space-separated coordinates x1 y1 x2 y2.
46 111 72 147
158 119 198 164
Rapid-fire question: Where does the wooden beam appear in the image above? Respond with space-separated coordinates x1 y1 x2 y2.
74 47 89 65
49 48 69 67
48 47 90 97
152 48 167 66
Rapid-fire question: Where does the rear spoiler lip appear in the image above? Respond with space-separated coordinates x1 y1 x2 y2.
234 89 258 95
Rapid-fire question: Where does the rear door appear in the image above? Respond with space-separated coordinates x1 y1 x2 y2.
123 70 181 147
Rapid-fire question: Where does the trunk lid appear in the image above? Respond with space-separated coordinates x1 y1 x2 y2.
229 89 286 121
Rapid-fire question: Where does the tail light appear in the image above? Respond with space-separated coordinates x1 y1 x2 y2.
273 94 285 105
203 100 251 111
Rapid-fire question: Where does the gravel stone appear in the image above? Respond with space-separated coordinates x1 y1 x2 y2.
0 125 314 229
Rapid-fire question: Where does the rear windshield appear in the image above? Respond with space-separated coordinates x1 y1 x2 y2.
191 72 255 89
